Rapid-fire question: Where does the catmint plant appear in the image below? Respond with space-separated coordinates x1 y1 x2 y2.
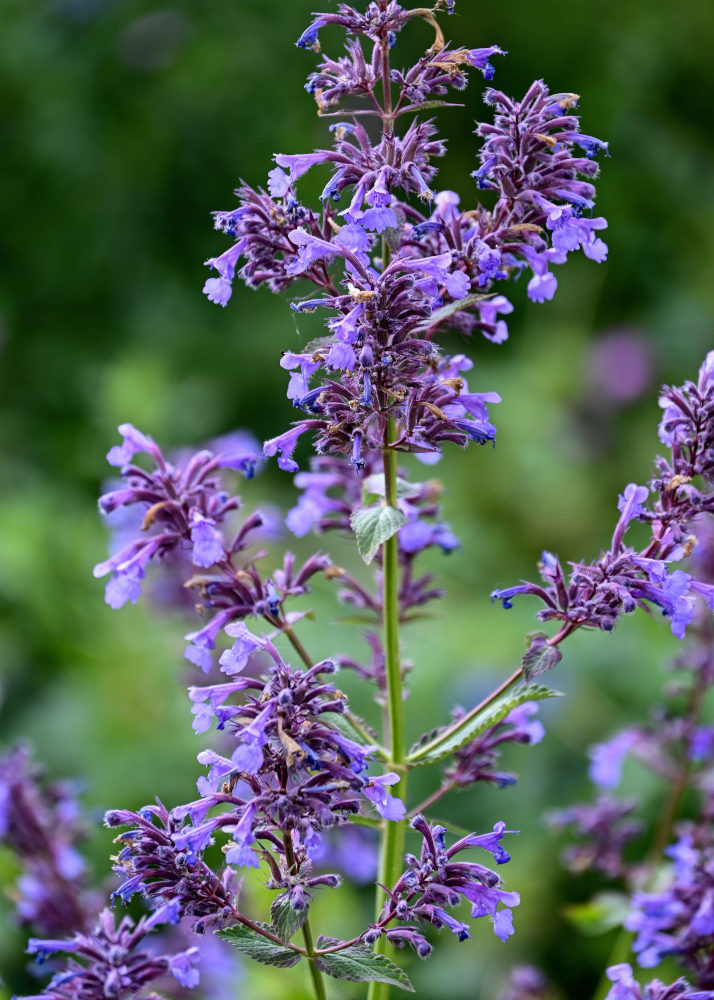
13 2 714 999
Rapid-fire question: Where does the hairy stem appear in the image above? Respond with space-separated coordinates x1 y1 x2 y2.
302 919 328 1000
283 833 328 1000
368 420 408 1000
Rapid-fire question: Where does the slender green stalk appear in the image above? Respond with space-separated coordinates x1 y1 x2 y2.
367 423 408 1000
283 833 328 1000
302 919 328 1000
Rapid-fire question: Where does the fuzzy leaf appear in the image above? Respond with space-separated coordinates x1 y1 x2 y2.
315 938 414 991
415 292 493 332
407 683 562 765
217 923 301 968
350 504 407 565
522 632 563 680
270 892 308 944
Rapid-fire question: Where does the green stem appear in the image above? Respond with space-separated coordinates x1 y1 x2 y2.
283 833 328 1000
368 422 408 1000
302 919 328 1000
382 436 405 766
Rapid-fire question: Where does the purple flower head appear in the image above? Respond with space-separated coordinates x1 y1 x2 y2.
548 795 643 879
0 747 95 937
189 513 225 568
203 276 233 306
446 702 544 790
362 773 407 821
379 816 519 947
220 623 269 675
23 908 204 999
263 423 313 472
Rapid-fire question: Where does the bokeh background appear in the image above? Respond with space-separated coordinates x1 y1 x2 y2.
1 0 714 996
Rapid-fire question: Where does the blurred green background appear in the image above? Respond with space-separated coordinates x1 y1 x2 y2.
1 0 714 996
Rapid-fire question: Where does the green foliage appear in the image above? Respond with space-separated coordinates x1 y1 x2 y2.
408 684 563 765
351 504 407 564
217 923 301 968
270 892 309 944
314 937 414 991
522 632 563 680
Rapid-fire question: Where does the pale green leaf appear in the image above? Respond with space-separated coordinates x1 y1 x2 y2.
315 938 414 991
350 504 407 564
407 684 563 765
217 923 301 968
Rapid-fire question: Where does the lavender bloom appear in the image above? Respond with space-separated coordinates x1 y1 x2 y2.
20 908 200 999
108 652 404 921
205 9 607 478
625 821 714 985
445 702 544 789
95 426 333 672
366 816 519 952
0 747 96 936
491 359 714 639
104 802 237 926
95 425 256 609
548 796 643 879
604 963 714 1000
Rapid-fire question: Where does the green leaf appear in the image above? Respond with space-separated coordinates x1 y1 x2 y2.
270 891 308 944
522 632 563 681
350 504 407 565
217 923 301 968
407 683 563 765
415 292 493 332
315 938 414 991
362 473 422 501
564 892 631 937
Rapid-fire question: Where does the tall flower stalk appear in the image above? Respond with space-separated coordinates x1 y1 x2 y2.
14 3 714 1000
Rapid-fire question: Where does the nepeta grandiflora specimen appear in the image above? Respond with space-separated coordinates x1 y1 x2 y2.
15 2 714 999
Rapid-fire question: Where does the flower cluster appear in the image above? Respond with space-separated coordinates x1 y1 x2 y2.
547 796 642 879
444 702 545 791
604 963 714 1000
492 353 714 640
95 424 332 672
0 746 97 937
361 816 519 956
626 816 714 984
104 802 239 926
93 424 257 611
107 639 403 919
549 508 714 993
23 906 201 999
204 2 608 476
